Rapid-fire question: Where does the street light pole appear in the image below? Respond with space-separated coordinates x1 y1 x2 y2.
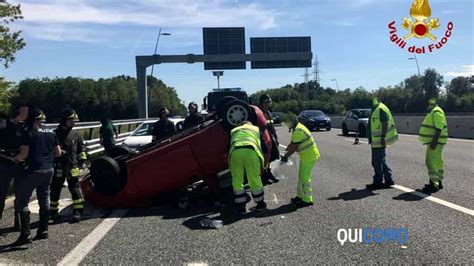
147 28 171 118
408 54 421 76
212 71 224 90
331 78 339 91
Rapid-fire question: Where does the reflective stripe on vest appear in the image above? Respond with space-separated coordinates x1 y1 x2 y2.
294 124 316 153
418 106 448 144
370 103 398 148
229 124 264 165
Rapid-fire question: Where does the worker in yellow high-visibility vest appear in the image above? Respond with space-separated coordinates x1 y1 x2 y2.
229 121 268 214
281 116 320 207
418 98 448 192
367 98 398 190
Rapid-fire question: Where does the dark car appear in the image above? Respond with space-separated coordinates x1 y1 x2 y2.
298 110 331 131
272 112 283 125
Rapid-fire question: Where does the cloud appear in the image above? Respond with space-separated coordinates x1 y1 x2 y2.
446 65 474 77
19 24 108 43
332 17 361 27
18 0 278 30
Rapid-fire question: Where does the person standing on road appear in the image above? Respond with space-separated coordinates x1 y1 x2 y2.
281 116 320 207
50 108 87 223
13 109 61 246
0 104 29 227
258 94 280 184
183 102 204 130
229 121 268 214
418 98 448 192
366 97 398 190
152 107 176 141
100 117 118 155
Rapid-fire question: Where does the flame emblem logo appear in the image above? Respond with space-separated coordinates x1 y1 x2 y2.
402 0 440 40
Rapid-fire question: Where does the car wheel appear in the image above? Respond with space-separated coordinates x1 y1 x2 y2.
89 156 126 196
216 96 238 117
326 127 331 131
219 100 251 130
358 124 367 137
342 123 349 136
107 145 132 158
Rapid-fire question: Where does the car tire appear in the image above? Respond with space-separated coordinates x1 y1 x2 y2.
358 124 367 137
342 123 349 136
107 145 132 158
219 100 252 130
326 127 331 131
89 156 126 196
216 96 238 117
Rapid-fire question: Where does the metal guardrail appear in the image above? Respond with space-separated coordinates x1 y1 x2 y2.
45 118 153 156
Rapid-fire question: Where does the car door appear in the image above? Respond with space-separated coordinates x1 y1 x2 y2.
345 111 354 130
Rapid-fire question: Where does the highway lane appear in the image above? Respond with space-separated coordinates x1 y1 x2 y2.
1 126 473 264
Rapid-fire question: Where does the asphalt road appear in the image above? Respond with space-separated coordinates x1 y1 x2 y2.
1 126 473 264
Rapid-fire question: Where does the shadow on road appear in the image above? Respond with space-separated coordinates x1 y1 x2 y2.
182 202 298 230
327 188 378 201
393 186 435 202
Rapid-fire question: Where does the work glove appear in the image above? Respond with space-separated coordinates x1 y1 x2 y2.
430 141 438 150
71 167 81 178
280 156 288 163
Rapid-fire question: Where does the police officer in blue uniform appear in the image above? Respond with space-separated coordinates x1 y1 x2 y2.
13 109 61 246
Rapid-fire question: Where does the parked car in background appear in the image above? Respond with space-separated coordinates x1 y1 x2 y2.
298 110 331 131
271 112 283 125
123 117 184 150
342 109 371 137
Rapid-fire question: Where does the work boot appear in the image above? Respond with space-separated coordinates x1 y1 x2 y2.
438 181 444 190
254 201 267 212
264 169 279 183
366 183 383 190
35 210 50 240
382 182 395 188
12 211 32 247
50 209 60 222
291 197 302 203
70 210 82 223
235 203 247 215
0 203 4 221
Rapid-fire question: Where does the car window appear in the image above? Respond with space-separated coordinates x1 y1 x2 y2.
358 110 370 118
346 111 352 118
307 111 324 116
131 123 154 136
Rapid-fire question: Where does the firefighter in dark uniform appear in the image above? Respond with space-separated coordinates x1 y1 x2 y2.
50 108 87 223
0 104 28 228
152 107 176 141
258 94 280 184
183 102 204 130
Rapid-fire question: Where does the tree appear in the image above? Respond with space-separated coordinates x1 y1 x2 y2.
423 68 443 102
0 2 26 68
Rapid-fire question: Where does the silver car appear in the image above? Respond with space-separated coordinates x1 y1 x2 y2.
341 109 371 137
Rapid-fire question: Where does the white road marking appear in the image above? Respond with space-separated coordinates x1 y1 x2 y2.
344 138 369 144
398 133 474 143
273 193 279 205
187 262 209 266
392 184 474 216
279 144 287 149
331 128 474 143
58 209 128 266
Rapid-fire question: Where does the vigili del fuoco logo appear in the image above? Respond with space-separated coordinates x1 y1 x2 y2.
388 0 453 54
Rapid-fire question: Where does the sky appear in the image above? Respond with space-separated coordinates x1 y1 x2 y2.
1 0 473 105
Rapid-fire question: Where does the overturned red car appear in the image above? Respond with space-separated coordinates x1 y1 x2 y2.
80 98 273 208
